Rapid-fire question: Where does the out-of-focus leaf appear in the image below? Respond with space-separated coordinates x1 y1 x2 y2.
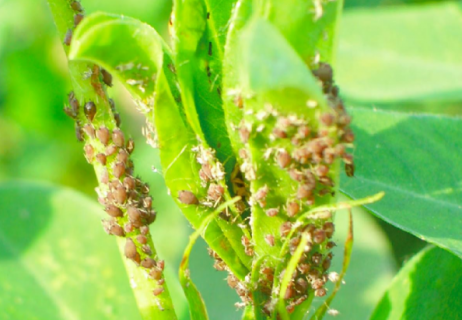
0 181 142 320
337 2 462 103
341 108 462 257
370 246 462 320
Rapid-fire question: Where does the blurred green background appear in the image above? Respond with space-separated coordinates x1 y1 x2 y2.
0 0 461 319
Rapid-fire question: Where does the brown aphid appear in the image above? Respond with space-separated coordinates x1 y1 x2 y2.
63 106 77 119
145 210 156 225
84 101 96 121
297 125 311 139
93 153 106 166
109 223 125 237
284 285 295 300
276 150 291 168
338 114 352 126
142 244 152 255
311 279 324 290
105 145 118 157
313 229 326 244
289 237 301 255
83 144 94 163
82 124 95 139
114 113 121 127
100 167 109 184
124 222 134 233
140 225 149 235
113 162 126 179
70 1 83 12
297 184 313 200
105 204 123 218
123 176 136 190
112 129 125 147
298 263 311 275
293 147 311 164
331 85 339 97
315 288 327 297
289 169 304 182
126 138 135 154
199 163 213 182
101 68 113 87
126 159 134 176
117 149 129 164
342 129 355 143
315 164 329 177
326 241 336 250
75 122 84 142
158 279 165 285
157 260 165 271
150 267 162 280
264 234 275 247
272 127 287 139
319 176 334 187
64 29 72 46
323 222 335 238
295 278 308 292
323 147 336 165
238 148 248 159
114 185 127 204
280 221 292 238
345 162 355 177
239 124 250 143
322 258 332 270
227 274 238 289
311 253 323 265
74 13 84 27
313 63 333 83
96 127 110 146
286 201 300 218
207 183 224 202
320 113 335 126
125 238 140 263
342 153 353 165
127 206 142 225
136 235 148 245
178 190 198 205
153 287 164 296
141 258 156 269
254 185 269 207
142 196 152 209
266 208 279 217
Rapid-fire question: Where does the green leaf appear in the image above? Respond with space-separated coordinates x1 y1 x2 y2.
370 246 462 320
341 108 462 258
68 12 251 279
337 2 462 103
0 181 142 320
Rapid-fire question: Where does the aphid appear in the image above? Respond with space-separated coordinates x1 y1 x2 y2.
206 12 210 19
331 85 339 97
140 225 149 235
227 274 238 289
266 208 279 217
314 165 329 177
239 124 250 143
70 1 83 12
112 129 125 147
289 236 301 255
141 258 156 269
199 163 213 182
63 29 72 46
136 234 148 244
345 163 355 177
96 127 110 145
158 279 165 285
63 106 77 119
153 287 164 296
74 13 84 27
280 221 292 238
272 127 287 139
320 113 335 126
338 114 351 126
114 185 127 204
254 185 269 208
323 222 335 238
114 113 121 127
108 98 116 112
142 244 152 255
125 238 140 263
124 222 134 233
81 124 95 139
315 288 327 297
286 201 300 217
234 95 243 109
322 258 331 270
117 149 129 164
109 223 125 237
123 176 136 190
142 196 152 209
113 162 126 179
264 234 275 247
75 122 84 142
293 147 310 164
284 285 295 300
150 267 162 280
276 150 291 168
311 253 323 265
84 101 96 121
334 144 345 157
328 272 340 283
311 279 324 290
157 260 165 271
319 176 334 187
105 204 123 218
146 210 156 225
105 145 118 157
294 278 308 292
286 304 295 314
178 190 198 205
93 153 106 166
298 263 311 275
127 206 142 226
297 184 313 200
101 68 113 87
207 183 224 202
323 148 336 164
313 63 333 83
83 144 94 163
313 229 326 245
342 130 355 143
326 241 336 250
126 138 135 154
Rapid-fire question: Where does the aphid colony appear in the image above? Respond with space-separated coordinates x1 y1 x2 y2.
64 66 165 297
224 62 355 315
